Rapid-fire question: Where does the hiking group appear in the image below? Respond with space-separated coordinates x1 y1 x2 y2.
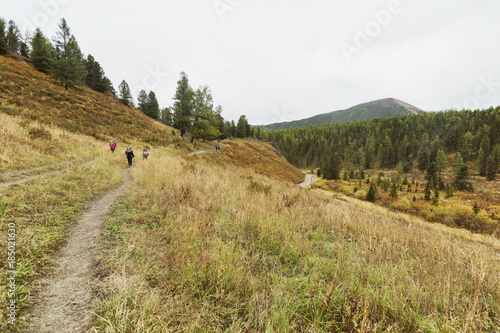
110 141 149 167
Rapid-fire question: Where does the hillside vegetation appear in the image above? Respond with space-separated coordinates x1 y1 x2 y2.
94 146 500 332
265 98 425 130
0 56 183 146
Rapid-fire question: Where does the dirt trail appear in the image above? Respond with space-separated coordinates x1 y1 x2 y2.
299 174 315 188
27 168 131 333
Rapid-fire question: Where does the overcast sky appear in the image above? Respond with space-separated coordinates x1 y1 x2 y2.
3 0 500 124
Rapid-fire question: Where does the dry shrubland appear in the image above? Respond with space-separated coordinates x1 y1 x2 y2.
95 151 500 332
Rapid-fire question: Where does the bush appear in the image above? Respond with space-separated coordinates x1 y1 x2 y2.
28 127 52 141
248 180 271 194
354 190 367 200
389 198 411 212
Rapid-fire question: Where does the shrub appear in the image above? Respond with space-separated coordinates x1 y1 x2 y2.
248 180 271 194
389 198 411 212
28 127 52 141
354 189 367 200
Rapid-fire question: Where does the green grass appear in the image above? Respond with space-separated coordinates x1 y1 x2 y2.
0 153 124 332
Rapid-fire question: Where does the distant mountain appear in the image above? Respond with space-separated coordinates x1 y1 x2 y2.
265 98 426 130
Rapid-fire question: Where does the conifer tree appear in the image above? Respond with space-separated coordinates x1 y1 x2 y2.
137 89 148 113
6 20 20 54
366 182 377 202
453 153 472 191
30 28 55 73
486 153 497 181
118 80 134 106
0 18 7 55
146 91 160 120
237 115 250 138
84 54 110 93
172 72 194 138
53 19 87 90
436 149 447 175
161 107 173 126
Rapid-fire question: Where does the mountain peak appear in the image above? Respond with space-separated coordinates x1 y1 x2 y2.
265 98 425 130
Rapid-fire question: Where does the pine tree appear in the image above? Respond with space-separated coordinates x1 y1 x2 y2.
53 19 87 90
366 182 377 202
146 91 160 120
486 153 497 181
161 107 173 126
30 28 55 73
0 18 7 56
436 149 447 175
237 115 249 138
84 54 110 92
172 72 194 138
389 181 398 199
453 153 472 191
118 80 134 106
137 89 148 114
6 20 20 54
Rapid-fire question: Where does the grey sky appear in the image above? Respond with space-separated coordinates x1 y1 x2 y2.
3 0 500 124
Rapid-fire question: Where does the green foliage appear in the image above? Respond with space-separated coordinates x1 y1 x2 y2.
6 20 20 54
389 181 398 199
236 115 250 138
269 107 500 178
53 19 87 90
453 153 472 191
0 18 7 55
118 80 134 106
473 202 481 214
436 149 447 174
366 182 377 202
30 28 55 74
84 54 113 93
172 72 194 137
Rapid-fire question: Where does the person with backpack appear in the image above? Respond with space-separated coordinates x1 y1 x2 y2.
109 140 116 153
125 147 135 167
143 148 149 160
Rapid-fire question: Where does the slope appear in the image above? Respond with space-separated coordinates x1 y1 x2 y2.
266 97 425 130
0 55 182 146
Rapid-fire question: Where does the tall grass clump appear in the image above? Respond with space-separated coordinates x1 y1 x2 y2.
95 155 500 332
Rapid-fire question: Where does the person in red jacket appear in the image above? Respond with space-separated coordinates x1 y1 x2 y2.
109 140 116 153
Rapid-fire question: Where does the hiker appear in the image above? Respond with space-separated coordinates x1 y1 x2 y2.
125 147 134 167
217 144 221 151
143 148 149 160
109 140 116 153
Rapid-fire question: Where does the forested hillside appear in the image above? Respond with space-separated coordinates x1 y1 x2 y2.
269 107 500 179
265 98 425 130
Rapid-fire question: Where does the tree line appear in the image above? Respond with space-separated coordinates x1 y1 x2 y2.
0 17 267 142
268 107 500 185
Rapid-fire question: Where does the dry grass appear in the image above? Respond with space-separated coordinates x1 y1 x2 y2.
0 55 187 148
94 148 500 332
200 139 305 183
315 168 500 237
0 152 124 332
0 112 100 173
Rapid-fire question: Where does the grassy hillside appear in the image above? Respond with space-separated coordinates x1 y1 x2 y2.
265 98 425 130
0 55 183 147
197 139 305 183
94 147 499 332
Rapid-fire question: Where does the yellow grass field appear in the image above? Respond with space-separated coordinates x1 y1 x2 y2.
93 145 500 332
